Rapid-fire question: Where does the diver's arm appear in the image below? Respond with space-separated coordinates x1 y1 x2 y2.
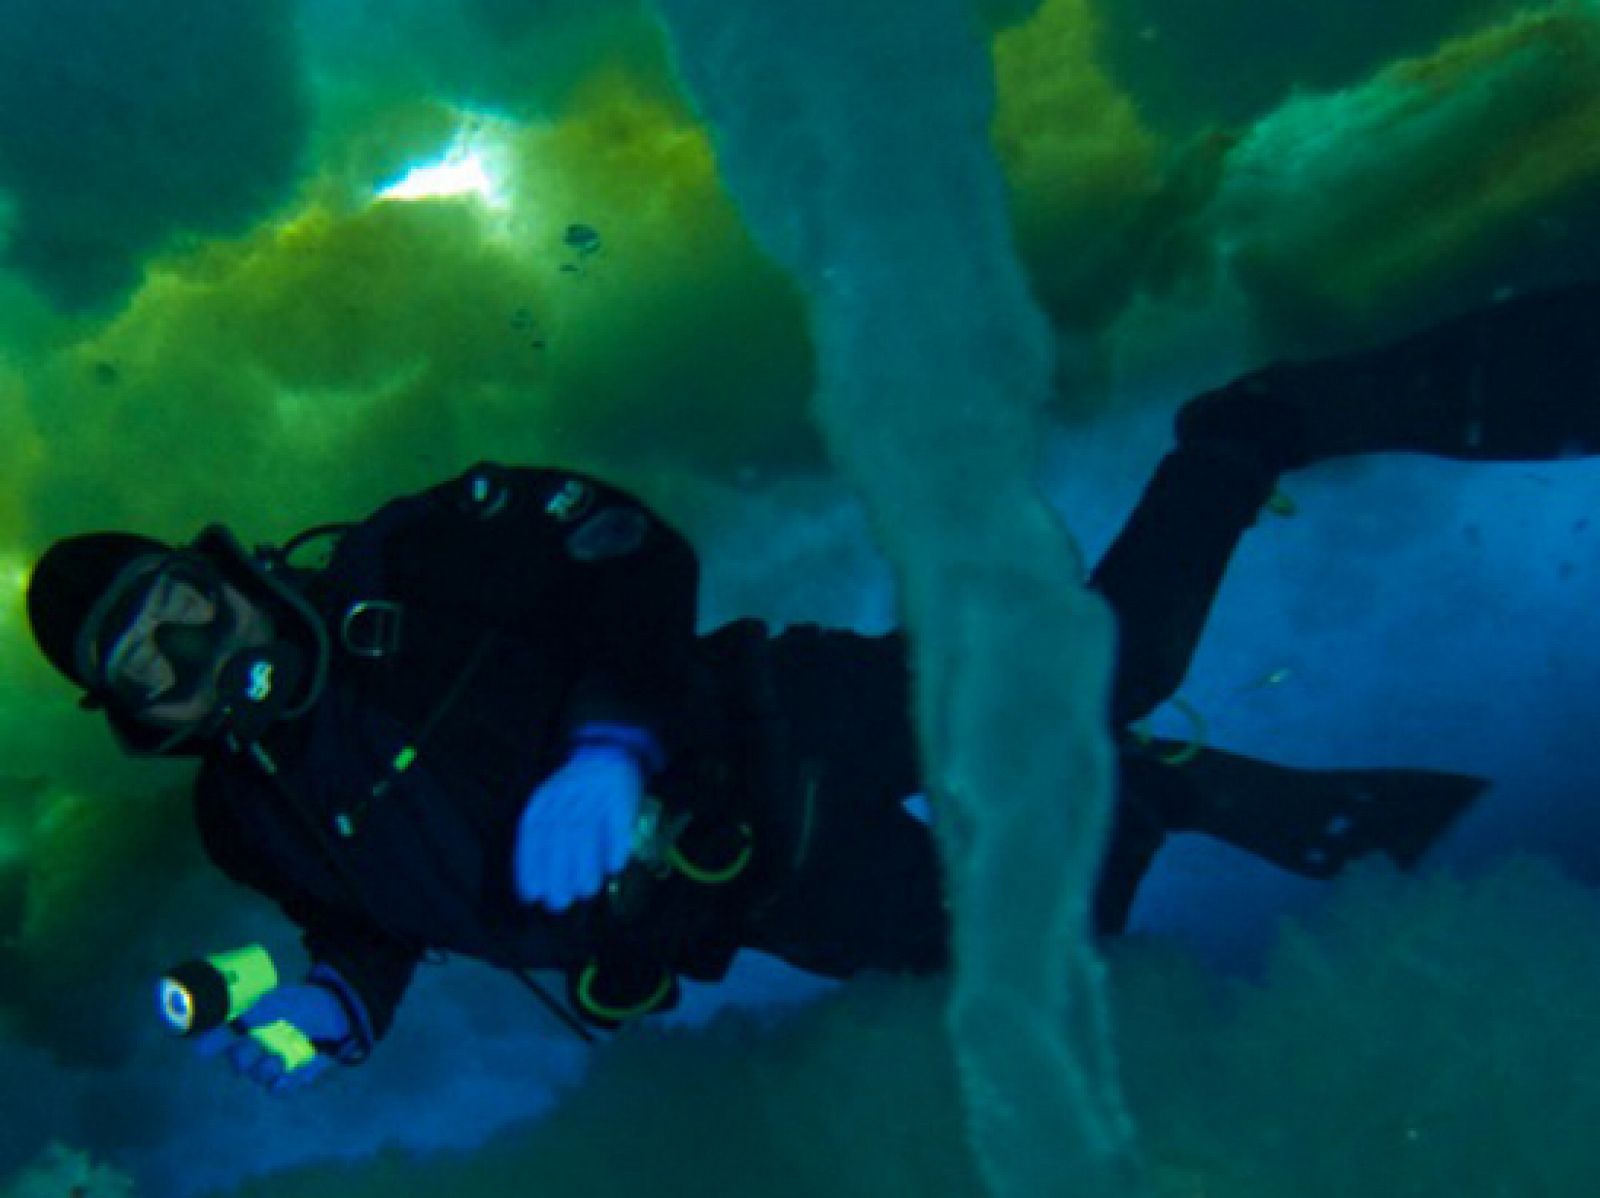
296 916 419 1048
192 772 422 1048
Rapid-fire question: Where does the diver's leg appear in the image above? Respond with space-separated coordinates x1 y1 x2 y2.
1078 441 1289 926
1091 783 1169 935
740 776 951 977
761 623 922 799
1126 741 1486 879
1091 440 1280 725
744 625 1171 957
1095 280 1600 724
1178 279 1600 469
740 757 1175 960
736 625 947 976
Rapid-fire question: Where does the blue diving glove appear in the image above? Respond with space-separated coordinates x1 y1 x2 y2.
513 725 657 911
195 964 371 1096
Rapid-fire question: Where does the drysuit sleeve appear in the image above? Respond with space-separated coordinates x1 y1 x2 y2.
192 769 421 1046
349 461 701 761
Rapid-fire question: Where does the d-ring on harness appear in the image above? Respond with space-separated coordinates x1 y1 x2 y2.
341 601 404 659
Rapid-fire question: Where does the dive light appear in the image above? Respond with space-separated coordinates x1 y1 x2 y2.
158 945 318 1073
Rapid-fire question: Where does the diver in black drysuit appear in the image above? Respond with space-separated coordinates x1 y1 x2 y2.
24 280 1598 1084
750 279 1600 967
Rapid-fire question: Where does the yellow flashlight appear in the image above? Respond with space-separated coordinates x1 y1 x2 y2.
159 945 280 1036
157 944 320 1075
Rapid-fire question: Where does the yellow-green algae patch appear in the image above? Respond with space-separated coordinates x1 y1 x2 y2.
1210 3 1600 351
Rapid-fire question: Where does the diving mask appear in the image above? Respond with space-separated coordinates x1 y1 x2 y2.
82 553 239 716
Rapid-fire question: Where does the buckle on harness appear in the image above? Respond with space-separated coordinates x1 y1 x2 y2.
341 601 404 659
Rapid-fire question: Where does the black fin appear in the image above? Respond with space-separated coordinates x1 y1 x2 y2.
1125 743 1485 880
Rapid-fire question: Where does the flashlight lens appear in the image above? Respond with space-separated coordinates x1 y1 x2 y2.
158 979 196 1034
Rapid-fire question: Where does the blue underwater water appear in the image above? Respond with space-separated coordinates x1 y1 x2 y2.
3 0 1600 1194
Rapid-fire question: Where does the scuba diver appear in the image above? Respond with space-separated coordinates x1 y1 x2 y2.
23 278 1598 1094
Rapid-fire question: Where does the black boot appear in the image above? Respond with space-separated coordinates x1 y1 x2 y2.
1122 742 1485 880
1176 280 1600 472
